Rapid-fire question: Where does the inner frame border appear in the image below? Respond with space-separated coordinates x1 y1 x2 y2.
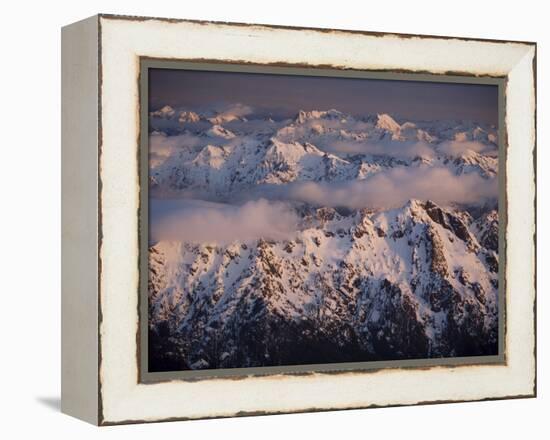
138 59 507 384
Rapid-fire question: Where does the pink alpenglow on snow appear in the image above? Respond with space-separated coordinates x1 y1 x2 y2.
147 69 500 372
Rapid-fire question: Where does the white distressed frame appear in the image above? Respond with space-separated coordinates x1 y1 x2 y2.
94 15 536 424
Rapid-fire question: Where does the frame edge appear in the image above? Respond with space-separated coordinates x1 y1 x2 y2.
96 16 537 425
61 14 101 426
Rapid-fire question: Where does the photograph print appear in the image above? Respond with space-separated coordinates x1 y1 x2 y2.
145 66 501 374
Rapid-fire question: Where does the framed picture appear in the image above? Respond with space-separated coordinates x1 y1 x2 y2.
61 14 536 425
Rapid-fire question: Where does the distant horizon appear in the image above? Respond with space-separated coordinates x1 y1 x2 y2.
149 68 499 125
150 104 495 126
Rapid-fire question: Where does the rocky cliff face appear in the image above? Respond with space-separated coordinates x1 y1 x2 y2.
148 200 498 371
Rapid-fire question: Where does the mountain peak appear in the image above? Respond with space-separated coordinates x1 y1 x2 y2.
149 195 499 370
376 113 401 133
206 124 235 139
178 110 201 123
397 198 428 220
404 198 424 210
150 105 176 118
193 144 228 169
295 109 344 124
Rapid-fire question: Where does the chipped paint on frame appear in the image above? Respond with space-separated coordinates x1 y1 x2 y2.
136 58 508 385
94 14 536 425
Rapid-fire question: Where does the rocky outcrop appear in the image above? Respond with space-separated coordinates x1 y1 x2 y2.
148 200 499 371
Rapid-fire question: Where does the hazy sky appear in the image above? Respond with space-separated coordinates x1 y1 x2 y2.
149 68 499 125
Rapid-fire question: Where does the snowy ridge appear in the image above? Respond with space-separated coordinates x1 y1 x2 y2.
147 106 500 371
149 108 498 198
149 200 498 370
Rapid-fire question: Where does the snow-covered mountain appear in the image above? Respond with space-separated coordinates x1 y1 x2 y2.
149 109 498 198
147 106 500 371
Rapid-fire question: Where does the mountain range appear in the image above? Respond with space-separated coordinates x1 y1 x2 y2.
147 105 499 372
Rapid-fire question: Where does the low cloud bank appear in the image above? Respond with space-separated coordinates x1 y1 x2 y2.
149 131 245 168
437 140 495 157
288 166 497 209
324 139 435 159
208 102 254 120
150 199 298 244
150 131 231 155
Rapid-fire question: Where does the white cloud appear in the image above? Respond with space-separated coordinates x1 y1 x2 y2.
149 131 243 168
149 132 199 154
287 166 497 209
150 199 298 244
325 139 435 159
274 116 436 159
203 103 255 124
437 140 493 157
210 102 254 119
